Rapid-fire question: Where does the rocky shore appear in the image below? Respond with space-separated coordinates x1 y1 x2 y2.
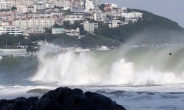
0 87 126 110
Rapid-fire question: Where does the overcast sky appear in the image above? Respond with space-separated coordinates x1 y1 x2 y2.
101 0 184 28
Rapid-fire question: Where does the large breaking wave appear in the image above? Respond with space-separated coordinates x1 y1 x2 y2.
30 45 184 86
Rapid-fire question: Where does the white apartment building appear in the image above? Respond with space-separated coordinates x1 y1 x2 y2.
46 2 55 9
83 21 98 33
92 9 106 21
121 12 143 24
34 1 54 11
85 0 95 12
106 8 127 19
0 0 11 10
18 4 28 13
8 0 34 7
64 14 84 22
110 3 117 9
104 3 117 9
12 17 55 30
109 20 120 28
0 26 22 35
65 28 80 36
24 10 63 18
121 12 143 20
34 2 46 11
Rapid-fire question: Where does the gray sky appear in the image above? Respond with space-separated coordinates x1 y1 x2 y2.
101 0 184 28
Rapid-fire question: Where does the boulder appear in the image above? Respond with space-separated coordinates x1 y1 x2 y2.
0 87 126 110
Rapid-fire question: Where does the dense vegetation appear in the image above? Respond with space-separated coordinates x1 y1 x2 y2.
29 33 121 48
0 9 183 52
95 9 183 44
0 34 31 48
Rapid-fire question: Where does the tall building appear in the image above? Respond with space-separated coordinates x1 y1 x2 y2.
0 0 11 10
85 0 94 12
92 0 100 8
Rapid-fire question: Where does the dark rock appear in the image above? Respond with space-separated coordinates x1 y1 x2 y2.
0 87 126 110
85 91 125 110
35 99 67 110
0 97 38 110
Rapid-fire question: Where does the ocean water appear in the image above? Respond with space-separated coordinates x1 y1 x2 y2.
1 44 184 110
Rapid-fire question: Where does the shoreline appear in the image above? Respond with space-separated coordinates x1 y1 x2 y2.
0 87 126 110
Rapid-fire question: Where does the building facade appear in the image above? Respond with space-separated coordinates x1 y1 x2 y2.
7 0 34 7
65 28 80 36
52 28 65 34
83 21 98 33
12 17 55 30
64 14 84 22
0 26 22 35
0 0 11 10
85 0 94 12
92 0 100 8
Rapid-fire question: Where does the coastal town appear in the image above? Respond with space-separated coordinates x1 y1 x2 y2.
0 0 143 56
0 0 143 36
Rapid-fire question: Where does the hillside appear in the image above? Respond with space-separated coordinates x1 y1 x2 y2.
94 9 184 45
0 9 183 51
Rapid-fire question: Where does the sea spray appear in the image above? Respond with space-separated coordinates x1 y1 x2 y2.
30 44 184 86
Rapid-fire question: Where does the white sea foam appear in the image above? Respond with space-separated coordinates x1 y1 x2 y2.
30 45 184 86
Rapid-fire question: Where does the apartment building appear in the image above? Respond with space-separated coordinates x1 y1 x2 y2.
18 4 28 13
7 0 34 7
0 26 22 35
65 28 80 36
83 21 98 33
34 1 54 11
24 10 63 18
85 0 95 12
0 0 11 10
91 9 106 21
108 20 120 28
106 8 127 18
12 17 55 30
121 12 143 23
121 12 143 19
64 14 83 22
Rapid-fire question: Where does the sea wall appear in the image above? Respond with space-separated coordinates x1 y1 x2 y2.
0 49 27 56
